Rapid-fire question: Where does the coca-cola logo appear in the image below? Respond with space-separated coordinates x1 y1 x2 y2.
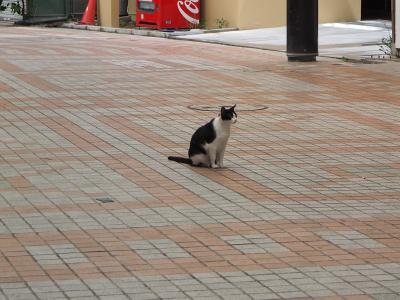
177 0 199 25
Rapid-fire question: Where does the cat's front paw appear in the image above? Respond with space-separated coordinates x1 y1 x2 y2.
211 164 219 169
217 163 224 168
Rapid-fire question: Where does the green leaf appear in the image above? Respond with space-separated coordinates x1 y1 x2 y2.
0 0 8 12
10 2 22 14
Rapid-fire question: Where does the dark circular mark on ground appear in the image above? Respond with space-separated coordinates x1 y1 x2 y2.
188 104 268 112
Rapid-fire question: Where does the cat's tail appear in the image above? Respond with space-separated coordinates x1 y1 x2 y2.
168 156 192 165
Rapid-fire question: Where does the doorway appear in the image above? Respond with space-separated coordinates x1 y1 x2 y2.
361 0 392 20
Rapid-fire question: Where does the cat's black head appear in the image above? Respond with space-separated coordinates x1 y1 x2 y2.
220 104 237 123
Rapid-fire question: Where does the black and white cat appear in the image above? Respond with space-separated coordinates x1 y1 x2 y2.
168 105 237 168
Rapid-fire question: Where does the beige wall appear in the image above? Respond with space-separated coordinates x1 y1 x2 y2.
125 0 361 29
237 0 286 29
99 0 120 27
201 0 239 28
319 0 361 23
202 0 361 29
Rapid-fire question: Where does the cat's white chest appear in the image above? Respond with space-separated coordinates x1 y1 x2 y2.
206 119 230 150
207 135 227 150
214 129 229 146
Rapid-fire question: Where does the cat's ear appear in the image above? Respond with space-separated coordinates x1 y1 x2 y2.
221 106 226 114
230 104 237 118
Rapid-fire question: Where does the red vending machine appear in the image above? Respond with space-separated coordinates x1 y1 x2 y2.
136 0 200 30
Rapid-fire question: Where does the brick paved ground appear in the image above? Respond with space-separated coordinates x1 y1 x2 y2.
1 26 400 299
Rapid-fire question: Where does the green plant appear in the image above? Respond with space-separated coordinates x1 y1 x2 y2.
119 19 128 28
215 17 228 29
188 21 198 30
197 19 205 29
0 0 7 11
0 0 23 15
10 1 21 14
379 33 392 56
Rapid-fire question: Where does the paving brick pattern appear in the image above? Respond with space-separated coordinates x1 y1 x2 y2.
126 239 191 260
221 234 289 254
25 244 89 266
315 230 387 250
1 26 400 299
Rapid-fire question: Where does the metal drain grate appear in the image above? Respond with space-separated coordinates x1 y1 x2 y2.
188 104 268 112
96 197 114 203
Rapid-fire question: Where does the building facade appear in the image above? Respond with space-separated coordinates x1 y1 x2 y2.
127 0 366 29
201 0 362 29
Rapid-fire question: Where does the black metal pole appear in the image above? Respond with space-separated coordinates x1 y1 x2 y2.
287 0 318 62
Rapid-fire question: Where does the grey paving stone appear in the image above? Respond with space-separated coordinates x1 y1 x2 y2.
250 294 280 300
254 274 281 281
92 289 124 296
100 296 129 300
335 288 364 296
220 295 251 300
154 291 187 299
34 292 66 299
177 284 208 292
2 288 33 295
127 293 159 300
214 288 245 296
362 287 393 294
297 283 328 292
373 294 400 300
261 279 290 288
4 294 38 300
369 274 397 281
65 290 95 297
305 289 336 297
184 290 218 298
278 291 308 298
269 285 299 293
149 285 180 293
